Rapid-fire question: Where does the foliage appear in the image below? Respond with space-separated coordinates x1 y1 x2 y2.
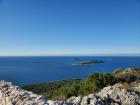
113 68 124 77
22 79 81 97
23 68 140 100
113 68 140 83
38 73 117 100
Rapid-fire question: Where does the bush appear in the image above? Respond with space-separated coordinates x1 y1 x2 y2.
23 68 140 100
113 68 124 77
86 73 117 91
47 72 117 100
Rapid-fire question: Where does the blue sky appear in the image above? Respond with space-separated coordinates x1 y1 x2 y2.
0 0 140 56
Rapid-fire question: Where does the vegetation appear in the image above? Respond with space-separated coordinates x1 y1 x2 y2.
23 68 140 100
113 68 140 83
22 79 81 98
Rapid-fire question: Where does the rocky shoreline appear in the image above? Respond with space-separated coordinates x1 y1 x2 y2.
1 80 140 105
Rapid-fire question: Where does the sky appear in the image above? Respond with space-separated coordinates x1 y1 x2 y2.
0 0 140 56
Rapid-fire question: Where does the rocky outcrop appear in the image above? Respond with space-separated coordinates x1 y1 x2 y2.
1 80 140 105
47 83 140 105
97 84 140 105
47 84 140 105
0 81 47 105
47 95 104 105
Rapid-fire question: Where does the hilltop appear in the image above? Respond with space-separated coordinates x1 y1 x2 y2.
0 68 140 105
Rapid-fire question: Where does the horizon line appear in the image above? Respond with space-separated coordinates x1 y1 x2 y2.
0 53 140 57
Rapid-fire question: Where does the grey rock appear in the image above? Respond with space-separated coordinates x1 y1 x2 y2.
0 80 47 105
97 84 140 105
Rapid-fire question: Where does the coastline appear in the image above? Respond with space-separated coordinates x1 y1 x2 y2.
23 67 140 100
1 67 140 105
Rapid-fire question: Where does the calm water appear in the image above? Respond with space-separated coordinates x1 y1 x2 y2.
0 56 140 85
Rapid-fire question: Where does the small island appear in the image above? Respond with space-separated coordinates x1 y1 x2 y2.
72 60 104 66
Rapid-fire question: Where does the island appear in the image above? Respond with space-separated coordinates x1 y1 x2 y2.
72 60 104 66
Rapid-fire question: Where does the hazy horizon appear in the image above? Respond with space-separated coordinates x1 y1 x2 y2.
0 53 140 57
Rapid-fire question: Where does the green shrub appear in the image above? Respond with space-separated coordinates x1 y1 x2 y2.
47 72 118 99
23 68 140 100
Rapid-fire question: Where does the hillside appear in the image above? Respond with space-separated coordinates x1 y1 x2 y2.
23 68 140 100
0 80 140 105
1 68 140 105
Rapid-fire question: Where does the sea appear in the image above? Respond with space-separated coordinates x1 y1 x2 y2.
0 56 140 86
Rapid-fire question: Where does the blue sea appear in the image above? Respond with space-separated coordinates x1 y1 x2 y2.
0 56 140 85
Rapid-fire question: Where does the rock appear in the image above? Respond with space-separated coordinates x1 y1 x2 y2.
1 79 140 105
47 100 65 105
97 84 140 105
66 96 82 105
81 96 89 105
0 80 47 105
87 94 104 105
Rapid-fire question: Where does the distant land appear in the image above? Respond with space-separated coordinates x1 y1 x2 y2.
72 60 104 66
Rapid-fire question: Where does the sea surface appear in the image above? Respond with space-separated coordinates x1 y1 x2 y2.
0 56 140 85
